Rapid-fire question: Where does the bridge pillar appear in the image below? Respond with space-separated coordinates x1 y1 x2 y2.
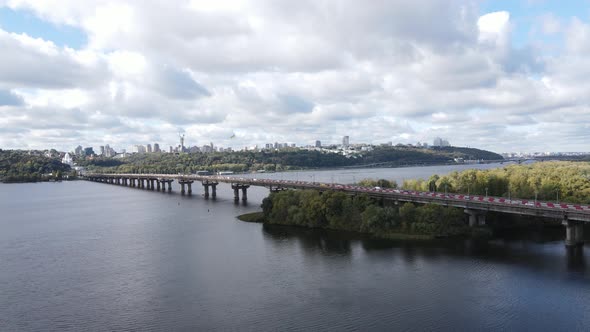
231 184 250 202
166 180 172 192
178 180 193 195
202 181 219 199
242 186 248 202
233 186 239 202
563 219 584 247
149 179 155 190
140 178 146 189
156 180 161 191
465 209 486 227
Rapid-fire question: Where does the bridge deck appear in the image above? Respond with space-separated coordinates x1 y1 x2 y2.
85 173 590 222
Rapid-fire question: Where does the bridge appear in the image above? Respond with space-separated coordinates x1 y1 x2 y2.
83 173 587 248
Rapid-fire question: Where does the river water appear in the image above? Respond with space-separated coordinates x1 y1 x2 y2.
1 164 589 331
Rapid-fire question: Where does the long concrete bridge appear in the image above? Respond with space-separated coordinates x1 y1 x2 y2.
84 173 587 248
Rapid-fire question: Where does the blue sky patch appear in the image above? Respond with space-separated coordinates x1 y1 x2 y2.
0 7 86 49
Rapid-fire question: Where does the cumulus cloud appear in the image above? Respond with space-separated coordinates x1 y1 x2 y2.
0 1 588 152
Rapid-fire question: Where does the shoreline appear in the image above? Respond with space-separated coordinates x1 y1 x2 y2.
236 211 491 241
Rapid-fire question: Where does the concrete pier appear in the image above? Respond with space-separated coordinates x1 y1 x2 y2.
563 219 585 247
202 181 219 199
160 179 173 192
156 181 161 191
465 209 487 227
231 184 250 202
178 180 194 195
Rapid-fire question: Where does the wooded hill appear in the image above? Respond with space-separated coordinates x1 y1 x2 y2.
78 146 503 174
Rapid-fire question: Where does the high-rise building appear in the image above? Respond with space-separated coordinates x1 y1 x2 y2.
342 136 350 147
74 145 83 156
154 143 160 152
147 144 152 153
315 140 321 148
133 145 147 154
99 146 105 156
433 137 450 147
179 134 185 152
84 147 95 156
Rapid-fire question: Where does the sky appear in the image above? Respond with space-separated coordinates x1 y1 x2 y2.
0 0 589 153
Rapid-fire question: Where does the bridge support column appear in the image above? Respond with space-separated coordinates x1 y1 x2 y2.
563 219 584 247
231 184 250 202
178 180 193 195
241 187 248 202
166 180 172 192
140 179 146 189
202 181 219 199
465 209 486 227
149 179 155 190
156 181 161 191
233 186 239 202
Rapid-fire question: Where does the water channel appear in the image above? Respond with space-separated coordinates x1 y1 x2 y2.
1 163 588 331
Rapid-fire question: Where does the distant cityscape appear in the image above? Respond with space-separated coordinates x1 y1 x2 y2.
60 136 454 164
9 134 590 168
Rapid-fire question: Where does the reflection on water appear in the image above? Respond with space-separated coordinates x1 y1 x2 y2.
262 223 590 276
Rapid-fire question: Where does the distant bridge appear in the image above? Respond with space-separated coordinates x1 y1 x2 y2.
84 173 587 248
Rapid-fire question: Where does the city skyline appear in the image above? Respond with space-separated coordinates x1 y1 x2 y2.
0 1 589 153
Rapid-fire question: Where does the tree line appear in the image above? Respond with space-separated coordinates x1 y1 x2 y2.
0 150 72 183
79 146 503 174
401 161 590 204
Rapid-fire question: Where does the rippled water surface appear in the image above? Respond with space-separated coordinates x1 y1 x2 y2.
1 165 589 331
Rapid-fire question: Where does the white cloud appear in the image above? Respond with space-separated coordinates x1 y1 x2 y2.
0 1 588 152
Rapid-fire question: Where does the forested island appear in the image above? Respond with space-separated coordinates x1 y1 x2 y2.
0 149 73 183
253 190 480 240
78 146 502 174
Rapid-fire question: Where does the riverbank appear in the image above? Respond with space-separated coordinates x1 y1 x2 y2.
237 211 492 241
237 211 266 223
